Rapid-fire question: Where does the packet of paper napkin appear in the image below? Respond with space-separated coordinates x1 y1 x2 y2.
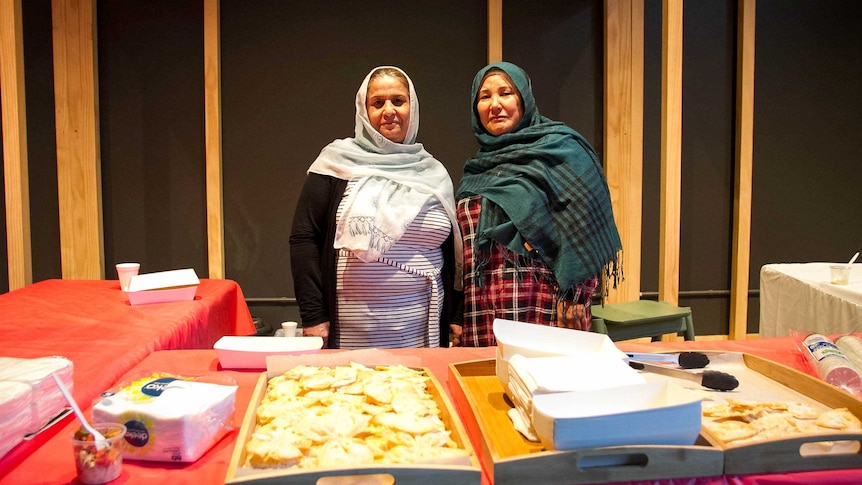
93 372 237 462
0 356 73 459
506 353 646 441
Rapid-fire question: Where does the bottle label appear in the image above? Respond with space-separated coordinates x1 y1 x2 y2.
803 333 857 379
805 338 847 363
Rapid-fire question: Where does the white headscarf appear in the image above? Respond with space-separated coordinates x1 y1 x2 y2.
307 66 463 287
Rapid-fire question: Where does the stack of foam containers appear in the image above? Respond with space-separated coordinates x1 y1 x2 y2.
492 319 703 451
0 356 74 458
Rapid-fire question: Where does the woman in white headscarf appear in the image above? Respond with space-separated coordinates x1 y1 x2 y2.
290 66 463 349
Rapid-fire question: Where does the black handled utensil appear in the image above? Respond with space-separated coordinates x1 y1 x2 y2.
625 351 710 369
629 360 739 391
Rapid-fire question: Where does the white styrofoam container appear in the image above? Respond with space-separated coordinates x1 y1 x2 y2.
507 353 646 394
126 268 200 305
531 381 703 450
213 336 324 369
492 318 628 384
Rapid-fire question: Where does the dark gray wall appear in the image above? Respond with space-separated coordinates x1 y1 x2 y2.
4 0 860 336
99 1 209 275
642 0 741 334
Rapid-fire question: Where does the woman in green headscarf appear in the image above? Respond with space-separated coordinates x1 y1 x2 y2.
451 62 622 347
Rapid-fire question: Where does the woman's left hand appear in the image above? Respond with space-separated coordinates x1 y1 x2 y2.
302 321 330 348
558 301 589 331
449 324 463 347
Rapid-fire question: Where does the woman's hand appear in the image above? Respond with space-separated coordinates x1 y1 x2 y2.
450 324 463 347
302 321 330 347
558 301 589 331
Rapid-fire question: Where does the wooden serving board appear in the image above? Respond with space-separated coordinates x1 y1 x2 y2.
225 367 481 485
700 353 862 475
450 354 862 483
447 359 723 485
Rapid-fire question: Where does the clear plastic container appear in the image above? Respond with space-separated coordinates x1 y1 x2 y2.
70 423 126 484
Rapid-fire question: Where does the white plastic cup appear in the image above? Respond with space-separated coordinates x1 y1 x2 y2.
70 422 126 484
830 265 851 285
281 321 298 337
116 262 140 291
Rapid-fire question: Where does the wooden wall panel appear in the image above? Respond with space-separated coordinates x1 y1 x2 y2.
51 0 103 279
1 0 33 289
658 0 682 307
204 0 224 279
487 0 502 63
730 0 755 339
604 0 644 303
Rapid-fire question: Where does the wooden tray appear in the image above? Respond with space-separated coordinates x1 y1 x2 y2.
699 353 862 475
448 359 723 485
450 354 862 483
225 367 481 485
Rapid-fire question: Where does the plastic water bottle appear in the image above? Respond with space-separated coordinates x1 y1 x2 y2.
802 333 862 396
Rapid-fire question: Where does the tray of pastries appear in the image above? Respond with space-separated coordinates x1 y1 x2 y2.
226 351 481 485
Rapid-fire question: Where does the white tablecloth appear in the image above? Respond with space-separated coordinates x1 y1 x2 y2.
759 262 862 337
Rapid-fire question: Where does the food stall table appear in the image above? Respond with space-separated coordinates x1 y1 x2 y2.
2 340 862 484
0 279 256 476
760 262 862 337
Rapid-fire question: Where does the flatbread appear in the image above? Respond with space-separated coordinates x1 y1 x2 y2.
707 420 757 442
815 408 862 430
786 401 820 420
750 413 798 439
703 400 862 444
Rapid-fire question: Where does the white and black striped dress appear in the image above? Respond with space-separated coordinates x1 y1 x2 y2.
335 180 450 348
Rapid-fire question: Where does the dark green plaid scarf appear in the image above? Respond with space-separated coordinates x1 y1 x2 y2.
457 62 622 292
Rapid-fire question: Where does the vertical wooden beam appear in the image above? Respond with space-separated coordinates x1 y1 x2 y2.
658 0 682 308
730 0 755 339
52 0 104 279
603 0 644 303
487 0 502 64
204 0 225 279
1 0 33 290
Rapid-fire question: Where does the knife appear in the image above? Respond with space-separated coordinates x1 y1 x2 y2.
629 360 739 391
625 351 709 369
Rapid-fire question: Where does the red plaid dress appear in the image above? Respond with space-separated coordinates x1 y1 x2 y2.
457 195 598 346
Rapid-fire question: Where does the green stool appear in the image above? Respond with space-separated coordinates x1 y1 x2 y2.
590 300 695 342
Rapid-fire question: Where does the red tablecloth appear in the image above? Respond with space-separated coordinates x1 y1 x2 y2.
0 279 256 477
3 339 861 484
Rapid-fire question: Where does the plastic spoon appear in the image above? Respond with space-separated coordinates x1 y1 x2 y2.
52 372 106 448
849 252 860 266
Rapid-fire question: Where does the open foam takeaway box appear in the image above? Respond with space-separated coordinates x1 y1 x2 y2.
126 268 200 305
448 319 723 485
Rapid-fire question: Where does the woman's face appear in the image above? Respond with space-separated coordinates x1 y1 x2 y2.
476 73 523 136
366 75 411 143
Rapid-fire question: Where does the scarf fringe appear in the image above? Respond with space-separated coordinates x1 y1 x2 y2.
598 250 625 303
368 226 395 254
347 216 397 257
473 243 556 289
348 216 375 237
472 250 491 289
